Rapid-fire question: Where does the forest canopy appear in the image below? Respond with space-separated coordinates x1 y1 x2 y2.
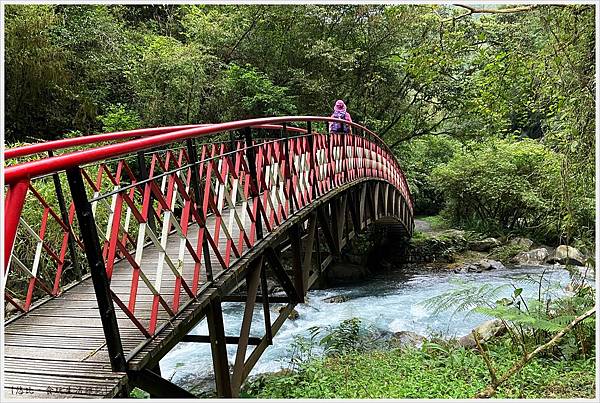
4 4 595 246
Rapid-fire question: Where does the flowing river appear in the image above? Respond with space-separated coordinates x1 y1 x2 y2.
159 265 574 391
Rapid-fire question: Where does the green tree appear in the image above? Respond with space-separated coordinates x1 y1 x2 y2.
431 138 563 242
4 5 69 141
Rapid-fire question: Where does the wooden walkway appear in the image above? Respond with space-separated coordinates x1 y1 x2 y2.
4 205 243 398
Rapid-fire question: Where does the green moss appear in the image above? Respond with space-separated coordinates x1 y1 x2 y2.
129 388 149 399
419 215 450 231
488 243 528 262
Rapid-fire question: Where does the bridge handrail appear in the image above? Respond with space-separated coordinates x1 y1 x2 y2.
4 116 398 184
4 116 412 322
4 123 308 160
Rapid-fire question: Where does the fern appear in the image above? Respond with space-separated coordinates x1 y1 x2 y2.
421 280 512 316
422 269 595 360
475 305 576 332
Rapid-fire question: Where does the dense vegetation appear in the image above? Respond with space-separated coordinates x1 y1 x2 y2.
5 4 594 248
246 338 595 399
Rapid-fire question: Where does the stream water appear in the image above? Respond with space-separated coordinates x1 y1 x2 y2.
159 265 573 391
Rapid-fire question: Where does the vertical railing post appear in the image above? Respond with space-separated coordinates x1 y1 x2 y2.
137 151 156 233
66 167 127 373
186 139 214 283
244 127 263 240
229 131 237 154
4 179 30 270
49 150 82 281
282 123 294 214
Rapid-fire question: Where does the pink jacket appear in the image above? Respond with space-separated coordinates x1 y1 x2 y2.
329 100 352 133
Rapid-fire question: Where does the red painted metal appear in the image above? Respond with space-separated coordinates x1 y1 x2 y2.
4 179 30 269
5 124 306 160
4 117 412 334
5 117 390 184
5 125 204 160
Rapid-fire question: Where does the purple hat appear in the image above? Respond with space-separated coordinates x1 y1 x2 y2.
334 100 346 112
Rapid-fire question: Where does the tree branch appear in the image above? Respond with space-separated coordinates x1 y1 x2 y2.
443 4 539 22
455 4 539 15
225 10 263 63
475 306 596 398
473 330 498 385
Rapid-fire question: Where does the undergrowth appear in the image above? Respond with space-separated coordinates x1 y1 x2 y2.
244 329 595 399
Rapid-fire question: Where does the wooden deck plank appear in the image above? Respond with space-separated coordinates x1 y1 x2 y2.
3 357 115 371
3 345 111 362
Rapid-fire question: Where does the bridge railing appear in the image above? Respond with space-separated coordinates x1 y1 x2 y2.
4 117 412 341
4 123 307 161
2 123 307 315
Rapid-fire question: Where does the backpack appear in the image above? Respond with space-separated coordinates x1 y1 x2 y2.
331 110 349 133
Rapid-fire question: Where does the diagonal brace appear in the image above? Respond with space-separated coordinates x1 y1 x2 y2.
128 369 196 398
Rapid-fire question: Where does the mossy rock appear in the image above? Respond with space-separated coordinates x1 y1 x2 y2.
277 306 299 320
323 295 350 303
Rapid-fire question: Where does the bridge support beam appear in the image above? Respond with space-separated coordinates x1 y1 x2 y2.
302 214 318 283
332 195 347 252
317 206 339 257
289 223 305 302
128 369 196 398
231 257 263 395
206 297 233 398
348 188 361 234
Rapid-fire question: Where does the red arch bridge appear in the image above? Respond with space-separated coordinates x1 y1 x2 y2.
3 116 413 398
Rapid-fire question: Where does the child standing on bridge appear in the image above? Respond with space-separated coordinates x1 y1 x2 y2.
329 100 352 135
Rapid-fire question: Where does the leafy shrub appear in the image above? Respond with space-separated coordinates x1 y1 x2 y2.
424 270 595 360
98 103 142 132
395 135 460 215
432 138 562 243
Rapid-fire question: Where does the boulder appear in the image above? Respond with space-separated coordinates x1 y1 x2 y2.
277 306 300 320
453 266 467 274
391 331 426 349
323 295 350 304
453 263 479 273
454 260 504 274
511 247 549 265
547 245 585 266
509 237 533 249
5 299 22 316
465 263 481 273
470 237 501 252
566 282 593 293
458 319 507 348
478 259 505 270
